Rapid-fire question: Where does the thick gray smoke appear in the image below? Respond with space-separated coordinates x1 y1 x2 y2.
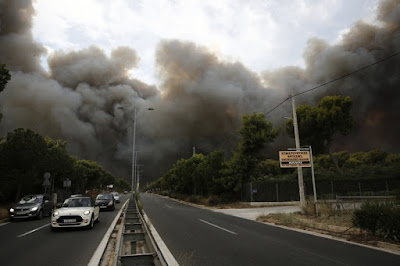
1 0 400 183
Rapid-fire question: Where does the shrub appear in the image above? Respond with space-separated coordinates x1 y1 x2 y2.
352 201 400 241
189 195 200 204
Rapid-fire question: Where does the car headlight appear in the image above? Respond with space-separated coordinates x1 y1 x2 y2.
9 208 14 213
108 201 113 206
83 210 90 215
31 206 38 211
53 211 59 217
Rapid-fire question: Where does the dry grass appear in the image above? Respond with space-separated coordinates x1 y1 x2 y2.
257 203 400 253
0 205 10 221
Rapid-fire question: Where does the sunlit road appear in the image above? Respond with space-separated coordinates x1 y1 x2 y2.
140 193 399 266
0 194 129 266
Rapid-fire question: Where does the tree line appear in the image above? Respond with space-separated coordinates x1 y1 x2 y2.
0 128 130 203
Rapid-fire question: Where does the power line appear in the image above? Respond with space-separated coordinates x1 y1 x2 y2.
265 51 400 116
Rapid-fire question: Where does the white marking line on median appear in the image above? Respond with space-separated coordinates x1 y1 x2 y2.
17 223 50 237
199 219 238 235
0 222 10 227
165 204 173 208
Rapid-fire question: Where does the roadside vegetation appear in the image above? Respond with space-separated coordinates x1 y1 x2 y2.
257 193 400 247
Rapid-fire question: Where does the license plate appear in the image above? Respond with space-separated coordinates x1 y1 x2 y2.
64 219 76 223
16 211 27 215
100 206 107 208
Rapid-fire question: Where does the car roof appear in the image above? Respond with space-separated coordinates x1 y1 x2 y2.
66 196 91 200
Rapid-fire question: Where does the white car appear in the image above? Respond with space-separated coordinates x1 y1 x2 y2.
111 191 120 203
51 196 99 231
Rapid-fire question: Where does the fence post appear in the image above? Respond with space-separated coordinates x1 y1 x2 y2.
276 183 279 202
358 182 362 196
331 180 334 199
250 182 253 202
386 180 389 193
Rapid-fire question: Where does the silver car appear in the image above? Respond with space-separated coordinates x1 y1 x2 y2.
111 191 120 203
9 194 53 221
51 197 99 231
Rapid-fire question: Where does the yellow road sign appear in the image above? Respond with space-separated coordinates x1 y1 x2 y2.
279 151 311 168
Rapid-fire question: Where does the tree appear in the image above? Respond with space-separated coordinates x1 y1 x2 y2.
1 128 48 201
286 95 353 174
43 137 74 193
0 63 11 93
0 63 11 124
194 150 226 195
239 113 279 155
223 113 279 194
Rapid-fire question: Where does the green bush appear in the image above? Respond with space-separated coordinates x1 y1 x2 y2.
353 201 400 241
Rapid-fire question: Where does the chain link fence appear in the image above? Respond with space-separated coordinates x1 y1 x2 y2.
242 179 400 202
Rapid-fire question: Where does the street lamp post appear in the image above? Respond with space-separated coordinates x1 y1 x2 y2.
118 106 153 194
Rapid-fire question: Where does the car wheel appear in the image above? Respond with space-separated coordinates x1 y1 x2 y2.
36 210 43 220
87 216 94 229
95 215 100 223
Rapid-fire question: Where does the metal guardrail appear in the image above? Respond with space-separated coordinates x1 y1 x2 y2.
104 197 167 266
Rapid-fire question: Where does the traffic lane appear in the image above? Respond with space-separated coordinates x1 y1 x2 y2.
0 196 128 266
0 215 52 239
140 193 399 266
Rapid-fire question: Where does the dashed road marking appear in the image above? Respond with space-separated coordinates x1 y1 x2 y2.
17 223 50 237
199 219 238 235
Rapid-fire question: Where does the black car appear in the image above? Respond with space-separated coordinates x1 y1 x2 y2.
95 193 115 211
9 194 54 221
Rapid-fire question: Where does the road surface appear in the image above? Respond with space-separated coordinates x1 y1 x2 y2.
0 194 129 266
140 193 399 266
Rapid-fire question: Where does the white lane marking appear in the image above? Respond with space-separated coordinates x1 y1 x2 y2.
17 223 50 237
199 219 238 235
0 222 10 227
165 204 173 208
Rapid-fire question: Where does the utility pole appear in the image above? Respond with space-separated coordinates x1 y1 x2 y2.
193 146 196 156
291 91 306 208
132 108 137 194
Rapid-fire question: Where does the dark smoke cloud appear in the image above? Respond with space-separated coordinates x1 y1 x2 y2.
1 0 400 183
0 0 46 73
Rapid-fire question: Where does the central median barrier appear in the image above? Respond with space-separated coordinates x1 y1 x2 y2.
98 197 167 266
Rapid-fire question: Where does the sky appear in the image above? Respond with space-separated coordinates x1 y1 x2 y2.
32 0 379 85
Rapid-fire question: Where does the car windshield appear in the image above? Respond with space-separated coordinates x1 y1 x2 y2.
96 194 112 200
18 195 41 204
62 198 91 207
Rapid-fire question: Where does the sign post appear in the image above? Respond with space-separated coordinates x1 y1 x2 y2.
279 147 318 215
43 172 51 194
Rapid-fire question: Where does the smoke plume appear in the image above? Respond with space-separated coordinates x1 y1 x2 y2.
1 0 400 183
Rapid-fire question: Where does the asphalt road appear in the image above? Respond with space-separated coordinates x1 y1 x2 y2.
140 193 399 266
0 193 130 266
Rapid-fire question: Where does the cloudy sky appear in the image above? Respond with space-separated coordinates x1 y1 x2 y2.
32 0 379 84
